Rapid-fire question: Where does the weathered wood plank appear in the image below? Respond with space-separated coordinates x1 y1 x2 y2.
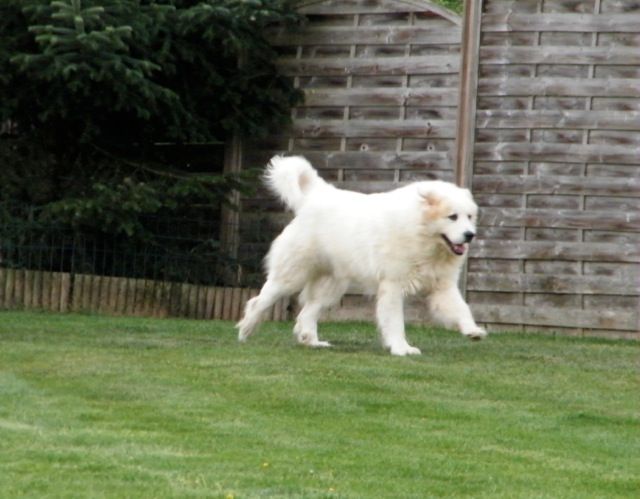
231 287 243 322
212 287 224 320
467 272 640 295
482 13 640 33
473 175 639 196
42 272 52 311
0 268 5 307
222 287 234 321
469 240 640 263
483 0 542 14
480 207 640 231
105 276 117 314
293 119 456 139
298 0 461 23
475 110 640 130
50 272 62 312
478 77 640 98
116 277 128 315
98 276 110 314
277 55 460 76
153 281 168 318
13 270 24 309
257 151 453 171
60 272 71 312
474 142 640 164
474 305 638 331
302 87 458 107
268 26 461 46
76 274 87 311
480 46 640 65
22 270 34 309
125 278 137 316
4 269 16 308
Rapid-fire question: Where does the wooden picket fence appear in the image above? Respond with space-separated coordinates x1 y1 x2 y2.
0 268 291 321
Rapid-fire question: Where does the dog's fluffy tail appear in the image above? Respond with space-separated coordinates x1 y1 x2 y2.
264 155 323 213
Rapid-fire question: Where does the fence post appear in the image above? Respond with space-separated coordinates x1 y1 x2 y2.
455 0 483 299
219 135 243 286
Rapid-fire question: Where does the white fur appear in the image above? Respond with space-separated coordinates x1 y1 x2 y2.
237 155 487 356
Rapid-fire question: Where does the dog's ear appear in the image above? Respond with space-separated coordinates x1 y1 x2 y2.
420 191 442 207
420 190 448 220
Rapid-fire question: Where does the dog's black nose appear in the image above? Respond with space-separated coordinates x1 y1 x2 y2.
464 231 475 242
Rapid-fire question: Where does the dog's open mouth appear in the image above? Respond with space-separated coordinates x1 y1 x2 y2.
441 235 467 256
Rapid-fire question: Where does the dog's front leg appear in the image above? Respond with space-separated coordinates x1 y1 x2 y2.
429 285 487 340
376 281 421 356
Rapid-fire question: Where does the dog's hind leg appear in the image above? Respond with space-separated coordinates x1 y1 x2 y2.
237 278 294 342
294 277 348 348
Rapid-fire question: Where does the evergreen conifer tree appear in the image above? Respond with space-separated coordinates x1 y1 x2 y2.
0 0 301 236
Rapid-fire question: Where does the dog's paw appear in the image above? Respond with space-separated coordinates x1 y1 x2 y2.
310 340 332 348
462 327 487 341
297 331 332 348
390 344 422 356
236 321 252 343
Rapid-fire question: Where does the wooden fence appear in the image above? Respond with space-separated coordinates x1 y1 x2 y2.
219 0 640 338
0 267 435 325
231 0 464 285
457 0 640 337
6 0 638 339
0 268 290 322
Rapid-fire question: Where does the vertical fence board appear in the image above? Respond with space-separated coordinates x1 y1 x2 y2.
60 273 71 312
106 277 117 314
33 270 43 310
231 287 243 322
90 275 102 313
13 270 24 309
204 287 216 320
50 272 62 312
97 276 109 314
4 269 15 308
222 287 234 321
71 274 82 312
42 272 52 310
125 279 136 316
132 279 144 316
115 277 126 315
187 285 198 319
0 268 5 307
213 287 224 320
196 286 207 319
81 274 92 311
23 270 34 309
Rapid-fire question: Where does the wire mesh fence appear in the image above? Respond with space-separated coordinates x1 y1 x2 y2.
0 202 293 320
0 203 271 288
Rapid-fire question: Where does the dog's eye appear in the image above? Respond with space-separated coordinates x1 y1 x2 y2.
448 214 458 221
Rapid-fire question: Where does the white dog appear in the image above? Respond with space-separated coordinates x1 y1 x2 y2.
237 156 486 355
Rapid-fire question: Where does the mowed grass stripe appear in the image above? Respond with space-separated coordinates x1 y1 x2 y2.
0 311 638 498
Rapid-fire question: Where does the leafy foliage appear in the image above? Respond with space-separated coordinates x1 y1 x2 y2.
0 0 301 234
435 0 464 13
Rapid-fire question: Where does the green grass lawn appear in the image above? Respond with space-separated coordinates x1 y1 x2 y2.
0 311 638 498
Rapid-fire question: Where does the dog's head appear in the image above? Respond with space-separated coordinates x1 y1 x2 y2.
419 183 479 257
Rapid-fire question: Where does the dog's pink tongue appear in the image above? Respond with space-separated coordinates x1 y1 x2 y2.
453 244 466 255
